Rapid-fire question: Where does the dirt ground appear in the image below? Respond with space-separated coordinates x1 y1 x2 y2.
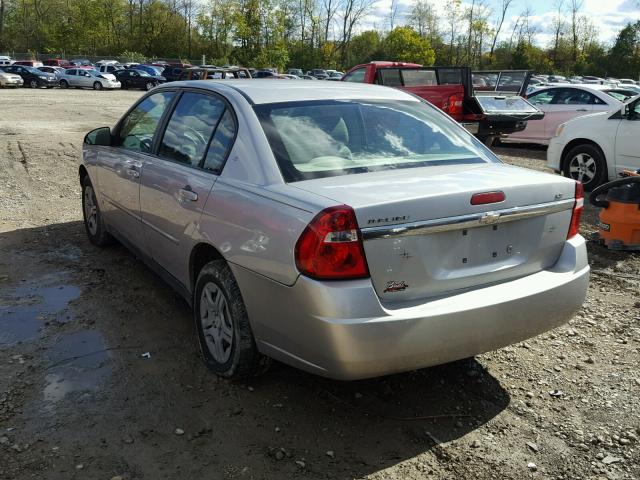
1 88 639 480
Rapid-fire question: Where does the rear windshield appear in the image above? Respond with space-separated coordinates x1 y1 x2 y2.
254 99 497 181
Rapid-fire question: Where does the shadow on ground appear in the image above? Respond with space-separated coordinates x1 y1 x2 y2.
1 221 511 479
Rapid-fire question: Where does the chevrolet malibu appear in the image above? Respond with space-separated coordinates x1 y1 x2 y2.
81 81 589 380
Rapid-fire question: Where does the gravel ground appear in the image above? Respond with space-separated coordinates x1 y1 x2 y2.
1 88 639 480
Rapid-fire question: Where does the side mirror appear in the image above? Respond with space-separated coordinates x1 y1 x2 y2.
84 127 112 146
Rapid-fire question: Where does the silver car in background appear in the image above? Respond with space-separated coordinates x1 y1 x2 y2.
0 68 23 87
59 68 121 90
81 81 589 380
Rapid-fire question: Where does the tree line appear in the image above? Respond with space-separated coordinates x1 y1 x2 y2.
0 0 638 78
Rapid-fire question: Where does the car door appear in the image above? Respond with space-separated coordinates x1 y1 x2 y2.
139 90 237 286
511 88 556 141
542 88 597 138
615 99 640 174
79 70 93 87
65 69 79 86
97 91 176 249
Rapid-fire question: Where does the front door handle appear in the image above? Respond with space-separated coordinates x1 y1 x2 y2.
179 186 198 202
576 109 589 112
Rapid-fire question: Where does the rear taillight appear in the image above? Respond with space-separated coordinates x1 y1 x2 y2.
471 191 506 205
295 206 369 280
567 181 584 239
446 93 464 117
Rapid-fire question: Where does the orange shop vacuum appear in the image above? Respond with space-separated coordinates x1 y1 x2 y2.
589 170 640 250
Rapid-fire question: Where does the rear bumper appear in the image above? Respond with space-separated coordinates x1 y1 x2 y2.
234 236 589 380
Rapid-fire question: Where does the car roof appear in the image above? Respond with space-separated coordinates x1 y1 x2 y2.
162 79 419 104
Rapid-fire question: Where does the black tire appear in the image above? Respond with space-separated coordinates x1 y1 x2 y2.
29 79 38 88
194 260 270 378
93 81 103 90
562 143 607 191
145 81 154 91
60 80 69 89
121 83 127 90
81 175 113 247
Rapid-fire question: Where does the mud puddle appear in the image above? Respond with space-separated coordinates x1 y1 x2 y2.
41 329 112 412
0 272 80 346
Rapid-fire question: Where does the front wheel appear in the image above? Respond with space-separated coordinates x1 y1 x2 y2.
29 79 39 88
194 260 270 379
93 81 103 90
59 80 69 89
145 81 155 91
81 176 113 246
562 144 607 191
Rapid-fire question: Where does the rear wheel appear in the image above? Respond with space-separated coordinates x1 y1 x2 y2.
59 80 69 89
81 176 113 246
93 81 103 90
194 260 270 378
562 144 607 191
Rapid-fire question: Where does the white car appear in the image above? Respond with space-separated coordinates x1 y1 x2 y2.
0 69 23 87
59 68 121 90
503 85 624 145
547 95 640 190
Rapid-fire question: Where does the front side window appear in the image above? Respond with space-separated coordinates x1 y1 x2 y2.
158 92 225 167
343 68 365 83
528 89 555 105
116 91 175 153
552 88 595 105
255 99 497 181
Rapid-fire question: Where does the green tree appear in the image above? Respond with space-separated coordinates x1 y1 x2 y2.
381 26 435 65
607 21 640 78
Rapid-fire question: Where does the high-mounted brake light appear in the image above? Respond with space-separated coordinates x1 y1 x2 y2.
470 191 506 205
295 206 369 280
567 181 584 239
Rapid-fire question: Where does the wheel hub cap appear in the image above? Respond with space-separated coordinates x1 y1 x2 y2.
199 283 233 363
83 186 98 235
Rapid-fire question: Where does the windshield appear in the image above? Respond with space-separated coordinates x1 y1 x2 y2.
605 90 634 102
26 67 42 74
255 99 497 181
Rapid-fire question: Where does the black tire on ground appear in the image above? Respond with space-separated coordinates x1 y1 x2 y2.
145 81 154 91
194 260 270 378
59 80 69 89
81 175 113 247
562 143 607 191
93 81 103 90
29 79 38 88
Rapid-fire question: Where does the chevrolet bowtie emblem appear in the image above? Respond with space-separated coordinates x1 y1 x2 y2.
479 212 501 225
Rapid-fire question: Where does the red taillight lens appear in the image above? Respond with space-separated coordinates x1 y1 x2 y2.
470 191 506 205
295 206 369 280
567 181 584 239
446 93 464 117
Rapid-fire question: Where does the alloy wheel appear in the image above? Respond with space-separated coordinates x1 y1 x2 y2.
568 153 596 184
30 79 38 88
199 282 234 363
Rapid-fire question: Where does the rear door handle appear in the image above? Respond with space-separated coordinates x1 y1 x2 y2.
576 109 589 112
179 186 198 202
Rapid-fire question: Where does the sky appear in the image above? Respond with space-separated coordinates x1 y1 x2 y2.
363 0 640 46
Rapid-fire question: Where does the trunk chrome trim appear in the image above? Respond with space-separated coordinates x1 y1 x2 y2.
361 198 575 240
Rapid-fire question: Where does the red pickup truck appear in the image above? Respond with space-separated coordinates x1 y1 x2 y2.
342 61 543 143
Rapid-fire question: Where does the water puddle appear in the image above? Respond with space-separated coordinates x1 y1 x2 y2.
0 273 80 346
43 330 112 411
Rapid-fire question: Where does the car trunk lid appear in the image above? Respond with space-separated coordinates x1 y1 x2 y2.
292 163 576 302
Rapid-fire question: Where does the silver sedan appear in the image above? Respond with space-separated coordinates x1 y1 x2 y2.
80 81 589 380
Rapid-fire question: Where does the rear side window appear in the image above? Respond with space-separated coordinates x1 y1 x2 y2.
552 88 596 105
528 89 555 105
116 91 175 153
255 99 496 181
343 68 365 83
203 110 237 172
378 69 402 87
402 69 437 86
158 92 226 167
